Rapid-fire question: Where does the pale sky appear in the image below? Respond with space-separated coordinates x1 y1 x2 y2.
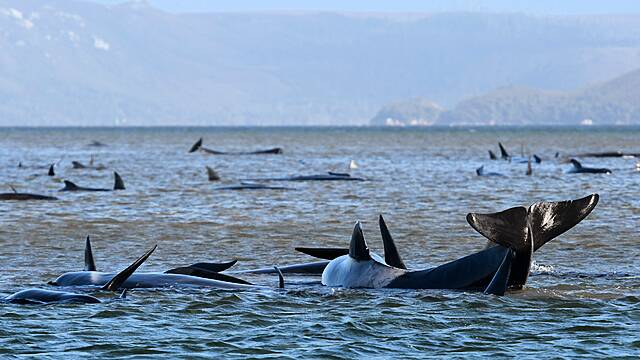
87 0 640 15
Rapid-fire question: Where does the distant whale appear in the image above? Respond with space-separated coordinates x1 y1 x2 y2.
567 159 611 174
206 166 221 181
498 143 542 164
576 151 640 158
189 138 283 155
49 236 277 289
247 172 366 182
0 186 58 201
476 165 504 177
215 182 294 191
60 172 125 192
4 244 156 304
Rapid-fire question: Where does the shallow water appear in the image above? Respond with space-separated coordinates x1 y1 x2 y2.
0 127 639 358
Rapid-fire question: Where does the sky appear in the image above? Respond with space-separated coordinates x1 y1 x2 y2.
87 0 640 15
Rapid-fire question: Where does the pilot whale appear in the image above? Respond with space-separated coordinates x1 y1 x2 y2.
49 236 280 289
4 244 156 304
189 138 283 155
247 172 366 182
0 186 58 201
60 172 125 192
567 159 611 174
497 143 542 164
476 165 504 177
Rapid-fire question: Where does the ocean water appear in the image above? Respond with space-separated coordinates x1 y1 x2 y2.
0 126 639 358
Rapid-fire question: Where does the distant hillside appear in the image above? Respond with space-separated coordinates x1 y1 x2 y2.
438 68 640 125
3 1 640 125
369 98 443 126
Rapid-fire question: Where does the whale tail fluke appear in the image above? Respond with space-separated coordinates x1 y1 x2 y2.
528 194 599 251
499 143 510 159
61 180 79 191
488 150 497 160
113 172 125 190
206 166 220 181
48 164 55 176
102 244 157 291
349 221 371 261
84 235 97 271
378 215 407 269
466 206 529 252
189 138 203 153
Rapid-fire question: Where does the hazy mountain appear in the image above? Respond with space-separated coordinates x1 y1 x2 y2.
2 1 640 125
435 68 640 125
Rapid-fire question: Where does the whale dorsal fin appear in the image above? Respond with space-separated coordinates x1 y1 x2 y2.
189 138 203 153
113 172 125 190
206 166 220 181
533 154 542 163
62 181 79 191
378 215 407 269
102 244 157 291
528 194 599 251
48 164 55 176
466 206 529 252
295 247 349 260
84 235 97 271
476 165 484 176
499 143 509 159
72 161 85 169
570 159 582 169
349 221 371 261
488 150 497 160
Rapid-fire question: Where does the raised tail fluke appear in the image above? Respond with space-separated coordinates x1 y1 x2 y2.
189 138 203 153
102 244 157 291
84 235 97 271
378 215 407 269
113 172 125 190
206 166 220 181
466 206 529 252
48 164 55 176
499 142 510 159
528 194 599 251
274 266 285 289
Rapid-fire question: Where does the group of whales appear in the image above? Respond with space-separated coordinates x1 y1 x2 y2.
4 193 599 304
478 142 621 177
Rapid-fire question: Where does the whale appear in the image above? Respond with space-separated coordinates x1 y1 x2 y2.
489 150 497 160
215 182 294 191
4 244 157 304
49 236 280 289
246 172 366 182
320 221 515 295
60 172 125 192
189 138 283 155
476 165 504 177
0 186 58 201
498 143 542 164
206 166 221 181
567 159 611 174
575 151 640 158
72 155 106 170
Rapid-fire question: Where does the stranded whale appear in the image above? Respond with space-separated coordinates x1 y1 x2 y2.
60 172 125 192
189 138 283 155
0 186 58 201
246 172 366 182
567 159 612 174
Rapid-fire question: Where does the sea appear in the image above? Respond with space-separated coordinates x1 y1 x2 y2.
0 126 639 358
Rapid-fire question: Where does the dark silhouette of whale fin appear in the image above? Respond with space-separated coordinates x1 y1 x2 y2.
528 194 599 251
102 244 157 291
206 166 220 181
570 158 582 169
294 247 349 260
48 164 55 176
274 265 285 288
488 150 497 160
189 138 203 153
499 142 510 159
113 172 125 190
349 221 371 261
62 180 79 191
72 161 85 169
165 266 252 285
533 154 542 163
483 248 515 296
187 260 238 273
378 215 407 269
10 185 17 193
84 235 97 271
466 206 529 252
476 165 484 176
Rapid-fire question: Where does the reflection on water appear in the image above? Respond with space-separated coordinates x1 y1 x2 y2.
0 127 639 357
